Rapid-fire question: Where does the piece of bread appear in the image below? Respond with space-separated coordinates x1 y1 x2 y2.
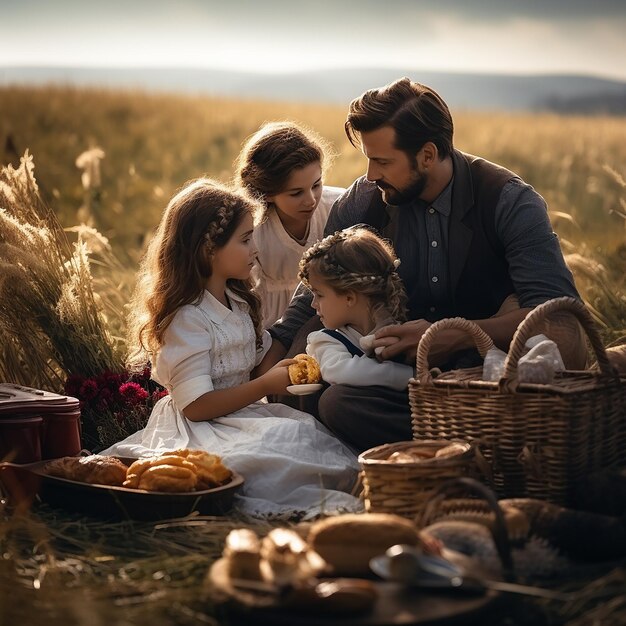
307 513 421 576
45 455 127 486
171 448 232 488
223 528 262 580
288 354 321 385
123 454 198 492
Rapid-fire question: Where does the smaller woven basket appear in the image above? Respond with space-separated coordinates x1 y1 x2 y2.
358 439 476 521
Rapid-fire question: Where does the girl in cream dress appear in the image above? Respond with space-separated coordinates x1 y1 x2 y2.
235 121 344 327
102 179 360 519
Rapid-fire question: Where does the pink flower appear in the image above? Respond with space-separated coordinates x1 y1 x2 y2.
152 390 169 402
79 379 99 400
119 382 149 405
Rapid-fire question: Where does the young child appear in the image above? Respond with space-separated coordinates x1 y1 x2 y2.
235 121 344 328
102 178 360 517
299 226 414 391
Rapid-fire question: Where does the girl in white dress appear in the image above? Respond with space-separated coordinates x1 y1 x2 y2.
235 122 344 328
298 226 414 390
102 179 360 518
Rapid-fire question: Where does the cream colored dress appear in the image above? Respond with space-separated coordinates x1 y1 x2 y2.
252 186 344 328
102 288 360 518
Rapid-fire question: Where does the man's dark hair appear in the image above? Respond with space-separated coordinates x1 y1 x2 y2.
345 77 454 160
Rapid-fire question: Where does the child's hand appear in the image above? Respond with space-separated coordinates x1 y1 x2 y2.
260 358 297 395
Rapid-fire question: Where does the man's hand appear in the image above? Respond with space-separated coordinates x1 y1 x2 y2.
374 320 474 367
373 320 433 364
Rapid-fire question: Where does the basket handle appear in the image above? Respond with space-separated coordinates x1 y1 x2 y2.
418 477 516 583
415 318 495 381
502 296 614 380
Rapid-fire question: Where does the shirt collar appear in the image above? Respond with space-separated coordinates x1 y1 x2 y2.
201 287 246 323
429 176 453 217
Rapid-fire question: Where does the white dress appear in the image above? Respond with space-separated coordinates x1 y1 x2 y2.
102 288 361 518
251 186 344 328
307 326 414 391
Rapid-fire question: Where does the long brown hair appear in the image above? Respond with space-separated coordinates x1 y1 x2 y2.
299 226 408 324
126 178 263 369
234 121 333 222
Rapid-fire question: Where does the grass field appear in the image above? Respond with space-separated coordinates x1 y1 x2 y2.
2 85 625 258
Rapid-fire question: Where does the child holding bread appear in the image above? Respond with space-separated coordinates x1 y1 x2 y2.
298 226 414 391
101 178 359 517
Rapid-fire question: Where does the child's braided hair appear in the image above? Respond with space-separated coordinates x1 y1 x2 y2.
298 225 407 323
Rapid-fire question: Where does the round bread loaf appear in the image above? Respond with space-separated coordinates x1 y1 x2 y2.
307 513 420 576
288 354 321 385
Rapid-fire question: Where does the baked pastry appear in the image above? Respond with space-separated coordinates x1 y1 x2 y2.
45 455 128 486
260 528 326 586
223 528 262 580
123 454 198 492
308 513 422 576
434 442 468 459
171 448 232 488
288 354 321 385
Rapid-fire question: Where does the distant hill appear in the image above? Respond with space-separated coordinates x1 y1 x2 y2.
1 66 626 114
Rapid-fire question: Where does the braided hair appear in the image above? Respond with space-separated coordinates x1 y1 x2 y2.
126 178 263 369
298 225 407 323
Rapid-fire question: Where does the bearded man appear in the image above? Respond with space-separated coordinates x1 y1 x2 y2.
260 77 586 452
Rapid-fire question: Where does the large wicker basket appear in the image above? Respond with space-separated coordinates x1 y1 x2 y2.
358 439 476 519
409 297 626 506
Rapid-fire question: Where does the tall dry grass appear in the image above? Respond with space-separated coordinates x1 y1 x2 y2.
0 152 125 390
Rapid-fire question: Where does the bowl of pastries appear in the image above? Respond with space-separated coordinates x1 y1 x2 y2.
0 449 243 520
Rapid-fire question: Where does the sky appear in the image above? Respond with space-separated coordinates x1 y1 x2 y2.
1 0 626 81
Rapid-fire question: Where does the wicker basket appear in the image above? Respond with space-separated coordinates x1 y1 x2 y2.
409 297 626 506
358 439 476 519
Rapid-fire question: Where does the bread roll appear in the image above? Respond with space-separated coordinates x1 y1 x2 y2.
224 528 262 580
308 513 421 576
45 455 127 486
288 354 321 385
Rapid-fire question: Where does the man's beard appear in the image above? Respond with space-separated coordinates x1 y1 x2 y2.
378 168 427 206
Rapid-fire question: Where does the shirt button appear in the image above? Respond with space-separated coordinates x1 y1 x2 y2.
431 276 438 283
431 240 438 247
430 306 436 313
428 207 435 214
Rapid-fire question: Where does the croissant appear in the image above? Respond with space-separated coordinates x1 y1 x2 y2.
171 448 233 488
124 454 198 492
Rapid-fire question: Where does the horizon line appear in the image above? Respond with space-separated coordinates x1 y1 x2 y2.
1 64 626 84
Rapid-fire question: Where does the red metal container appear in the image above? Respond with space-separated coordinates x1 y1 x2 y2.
0 416 43 463
0 383 82 461
41 407 82 459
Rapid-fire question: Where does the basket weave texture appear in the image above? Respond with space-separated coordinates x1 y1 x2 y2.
358 440 475 519
409 297 626 506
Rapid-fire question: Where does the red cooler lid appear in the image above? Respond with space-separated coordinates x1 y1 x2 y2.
0 383 79 416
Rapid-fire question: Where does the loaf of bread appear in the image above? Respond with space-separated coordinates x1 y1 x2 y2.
45 455 128 486
307 513 421 576
288 354 322 385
